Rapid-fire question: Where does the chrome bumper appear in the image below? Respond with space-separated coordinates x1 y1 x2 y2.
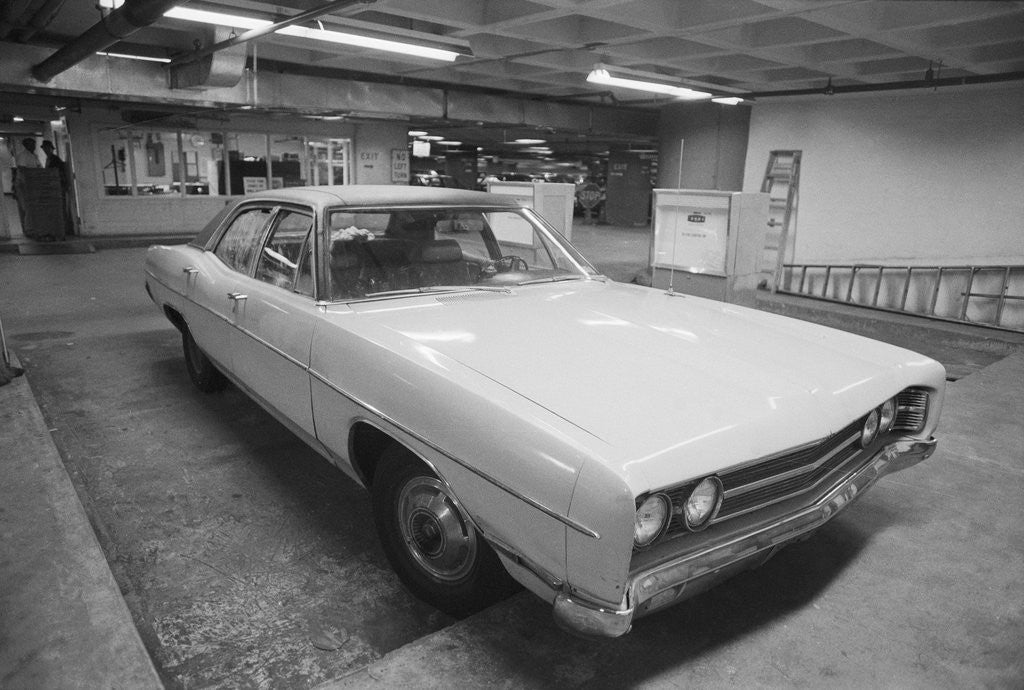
553 437 937 638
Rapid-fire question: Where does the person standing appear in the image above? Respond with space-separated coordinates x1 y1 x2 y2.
40 140 72 238
14 137 40 170
11 138 41 230
40 141 67 189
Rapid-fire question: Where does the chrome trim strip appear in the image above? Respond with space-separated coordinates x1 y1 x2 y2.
714 436 825 476
723 431 860 499
307 368 600 540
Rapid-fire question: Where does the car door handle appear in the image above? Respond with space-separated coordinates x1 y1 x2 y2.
182 267 199 275
227 292 248 302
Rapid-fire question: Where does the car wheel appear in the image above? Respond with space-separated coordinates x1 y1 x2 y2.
182 326 227 393
371 444 518 617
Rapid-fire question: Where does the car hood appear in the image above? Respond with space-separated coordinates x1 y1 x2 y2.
348 281 942 492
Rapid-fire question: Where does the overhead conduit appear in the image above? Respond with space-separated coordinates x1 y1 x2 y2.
31 0 181 83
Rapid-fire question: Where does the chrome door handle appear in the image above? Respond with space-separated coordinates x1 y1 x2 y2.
227 292 248 301
182 267 199 275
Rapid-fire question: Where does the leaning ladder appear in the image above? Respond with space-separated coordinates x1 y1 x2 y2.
761 150 801 292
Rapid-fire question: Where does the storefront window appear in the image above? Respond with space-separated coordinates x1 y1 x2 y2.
270 135 306 189
179 131 222 196
96 129 344 198
306 138 350 186
135 131 178 195
97 128 134 196
225 132 269 195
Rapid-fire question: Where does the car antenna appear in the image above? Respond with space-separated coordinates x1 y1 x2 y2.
667 138 684 296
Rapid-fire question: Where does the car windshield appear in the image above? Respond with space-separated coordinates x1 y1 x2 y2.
325 206 598 301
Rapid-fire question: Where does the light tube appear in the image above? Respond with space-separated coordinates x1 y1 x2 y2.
165 7 270 30
164 6 459 61
587 68 711 100
98 51 172 63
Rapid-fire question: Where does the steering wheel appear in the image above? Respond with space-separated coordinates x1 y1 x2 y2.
491 255 529 273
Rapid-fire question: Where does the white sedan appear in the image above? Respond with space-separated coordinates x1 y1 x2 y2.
144 185 945 637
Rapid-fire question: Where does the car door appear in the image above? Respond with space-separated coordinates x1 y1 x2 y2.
229 205 319 438
187 204 275 373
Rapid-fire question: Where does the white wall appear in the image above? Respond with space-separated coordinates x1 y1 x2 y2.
742 84 1024 266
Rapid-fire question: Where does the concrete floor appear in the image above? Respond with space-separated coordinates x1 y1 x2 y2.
1 226 1022 688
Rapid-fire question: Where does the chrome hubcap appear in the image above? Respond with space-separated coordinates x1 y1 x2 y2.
398 476 477 582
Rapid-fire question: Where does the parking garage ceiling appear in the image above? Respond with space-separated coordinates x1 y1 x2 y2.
2 0 1023 158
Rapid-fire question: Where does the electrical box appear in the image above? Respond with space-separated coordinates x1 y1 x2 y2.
650 189 769 305
487 181 575 240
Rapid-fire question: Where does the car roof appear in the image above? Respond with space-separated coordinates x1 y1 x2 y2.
190 185 528 249
242 184 524 209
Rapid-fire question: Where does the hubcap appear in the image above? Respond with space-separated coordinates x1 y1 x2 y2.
397 476 477 582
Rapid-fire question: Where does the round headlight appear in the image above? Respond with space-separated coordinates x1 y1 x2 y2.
634 494 670 547
684 477 723 531
879 398 897 432
861 409 880 447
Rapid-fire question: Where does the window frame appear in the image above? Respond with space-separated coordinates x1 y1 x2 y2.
209 201 321 300
253 206 316 297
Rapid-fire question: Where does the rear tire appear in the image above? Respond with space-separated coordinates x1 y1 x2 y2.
371 444 518 617
182 326 227 393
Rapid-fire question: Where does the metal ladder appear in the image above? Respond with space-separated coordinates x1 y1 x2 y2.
779 263 1024 332
760 150 801 292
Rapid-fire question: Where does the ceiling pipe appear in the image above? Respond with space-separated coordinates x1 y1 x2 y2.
167 0 375 69
31 0 181 83
748 70 1024 98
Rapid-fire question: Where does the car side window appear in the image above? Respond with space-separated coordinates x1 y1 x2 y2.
255 209 315 294
214 207 273 275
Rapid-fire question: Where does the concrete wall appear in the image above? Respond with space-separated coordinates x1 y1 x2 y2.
352 122 408 185
742 84 1024 266
657 102 752 191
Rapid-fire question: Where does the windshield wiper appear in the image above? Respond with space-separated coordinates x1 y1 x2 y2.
516 275 587 286
363 285 513 298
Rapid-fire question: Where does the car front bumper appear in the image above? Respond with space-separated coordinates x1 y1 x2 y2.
553 437 937 638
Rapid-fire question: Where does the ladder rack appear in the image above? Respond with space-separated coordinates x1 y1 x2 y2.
779 263 1024 332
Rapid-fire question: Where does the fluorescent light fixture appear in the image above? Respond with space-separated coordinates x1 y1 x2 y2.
408 130 428 137
712 97 744 105
165 6 269 30
514 138 546 145
98 51 171 63
12 116 24 122
165 6 459 61
587 67 711 100
437 140 462 145
420 135 444 141
279 25 458 61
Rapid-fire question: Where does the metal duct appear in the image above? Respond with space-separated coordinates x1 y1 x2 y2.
30 0 180 83
168 26 247 89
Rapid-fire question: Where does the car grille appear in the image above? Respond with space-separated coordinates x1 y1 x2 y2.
660 417 868 536
893 387 929 432
652 387 932 542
